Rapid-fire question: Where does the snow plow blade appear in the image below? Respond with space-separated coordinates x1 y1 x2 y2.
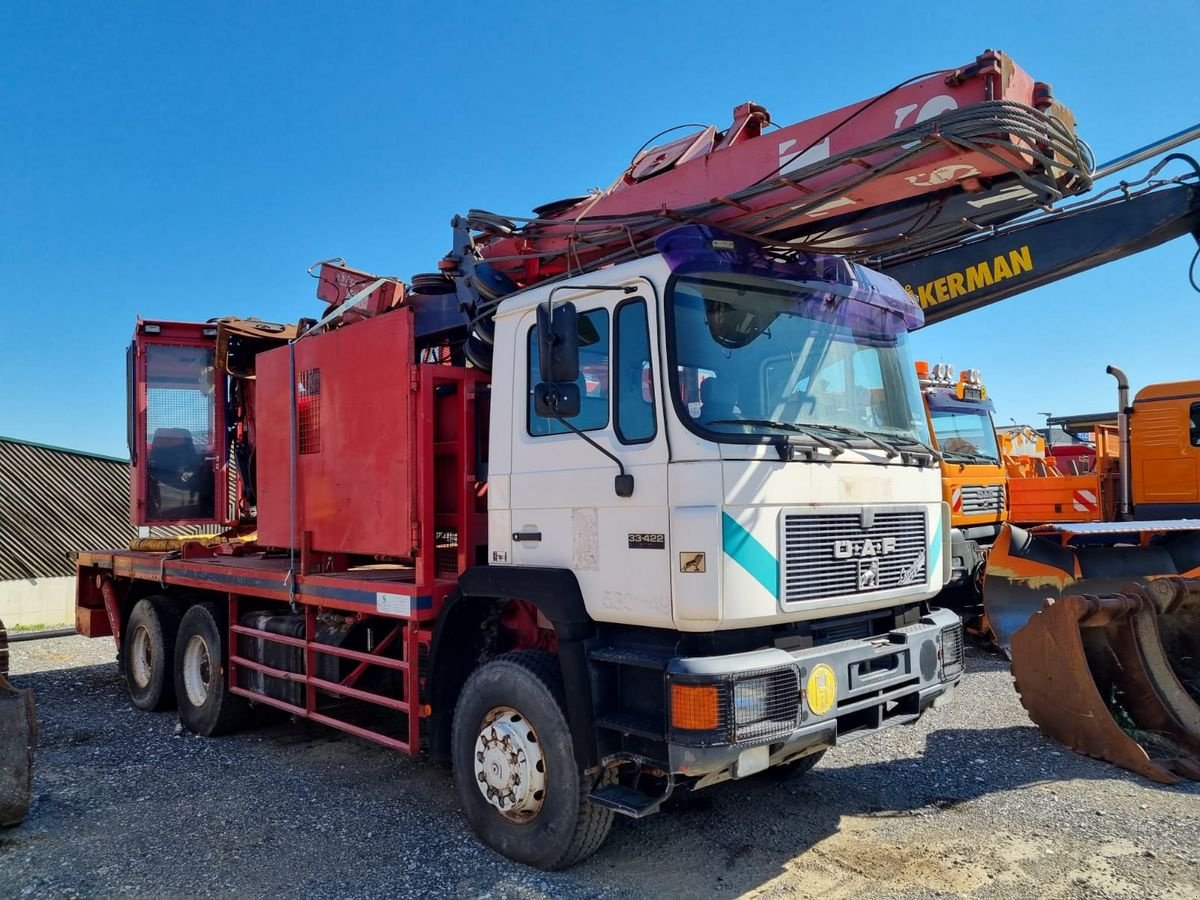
984 524 1200 783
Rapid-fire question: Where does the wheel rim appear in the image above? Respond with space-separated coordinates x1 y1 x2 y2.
473 705 547 822
130 624 153 689
182 634 212 708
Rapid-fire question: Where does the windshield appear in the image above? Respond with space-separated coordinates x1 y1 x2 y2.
668 271 931 448
929 406 1001 462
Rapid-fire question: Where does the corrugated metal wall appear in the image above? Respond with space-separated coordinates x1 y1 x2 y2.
0 438 134 580
0 437 220 581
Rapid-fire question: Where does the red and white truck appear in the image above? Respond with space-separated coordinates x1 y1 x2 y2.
73 51 1090 866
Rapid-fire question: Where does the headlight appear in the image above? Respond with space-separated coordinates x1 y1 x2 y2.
668 668 801 746
733 676 771 725
941 623 965 678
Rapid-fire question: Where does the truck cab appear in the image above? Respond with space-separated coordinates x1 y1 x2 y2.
469 227 961 822
916 362 1006 594
1129 380 1200 519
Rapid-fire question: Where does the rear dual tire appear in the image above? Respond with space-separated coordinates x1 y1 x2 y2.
123 596 181 711
173 602 250 736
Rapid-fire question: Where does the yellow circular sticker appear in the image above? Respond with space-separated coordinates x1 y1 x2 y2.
806 664 838 716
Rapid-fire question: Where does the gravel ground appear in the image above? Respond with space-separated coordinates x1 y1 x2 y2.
3 636 1199 899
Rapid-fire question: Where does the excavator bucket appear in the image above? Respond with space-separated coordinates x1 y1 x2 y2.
0 675 36 826
0 620 37 826
984 524 1200 783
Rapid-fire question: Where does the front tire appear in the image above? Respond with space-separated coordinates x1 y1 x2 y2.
123 596 181 711
767 748 827 780
174 602 249 736
451 651 613 869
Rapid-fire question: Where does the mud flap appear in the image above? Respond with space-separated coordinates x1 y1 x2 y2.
0 674 37 826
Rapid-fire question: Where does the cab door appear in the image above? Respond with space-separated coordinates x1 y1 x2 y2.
1133 397 1200 515
508 295 673 628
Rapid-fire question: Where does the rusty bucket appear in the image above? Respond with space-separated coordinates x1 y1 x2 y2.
0 621 37 826
984 525 1200 783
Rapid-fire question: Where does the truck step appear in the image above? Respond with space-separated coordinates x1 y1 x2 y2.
588 646 671 670
588 783 671 818
593 712 663 740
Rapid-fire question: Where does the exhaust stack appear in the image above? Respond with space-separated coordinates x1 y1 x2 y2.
1107 364 1132 520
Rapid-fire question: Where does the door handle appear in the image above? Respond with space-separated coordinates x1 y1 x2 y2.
513 531 542 543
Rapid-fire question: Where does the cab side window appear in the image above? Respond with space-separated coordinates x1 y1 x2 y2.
527 309 610 436
1190 402 1200 447
615 300 656 444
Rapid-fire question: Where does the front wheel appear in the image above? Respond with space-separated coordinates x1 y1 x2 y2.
451 651 613 869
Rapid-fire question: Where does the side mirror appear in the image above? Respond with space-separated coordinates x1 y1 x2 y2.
537 300 580 383
534 382 581 419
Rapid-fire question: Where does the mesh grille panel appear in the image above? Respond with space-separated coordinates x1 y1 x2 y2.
733 668 802 742
669 667 801 747
298 369 321 454
144 344 217 521
942 623 965 678
435 528 459 578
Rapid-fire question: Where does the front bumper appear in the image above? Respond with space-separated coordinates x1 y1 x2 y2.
665 607 963 779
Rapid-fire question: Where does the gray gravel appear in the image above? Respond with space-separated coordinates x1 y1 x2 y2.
3 636 1199 899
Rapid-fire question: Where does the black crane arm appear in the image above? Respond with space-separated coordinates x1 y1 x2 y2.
878 180 1200 326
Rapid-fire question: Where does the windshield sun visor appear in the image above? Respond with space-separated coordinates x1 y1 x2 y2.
656 224 924 335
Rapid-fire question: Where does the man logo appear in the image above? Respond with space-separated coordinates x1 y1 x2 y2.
858 559 880 590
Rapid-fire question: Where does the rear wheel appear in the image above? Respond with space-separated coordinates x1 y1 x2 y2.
452 651 614 869
174 602 249 736
123 596 181 711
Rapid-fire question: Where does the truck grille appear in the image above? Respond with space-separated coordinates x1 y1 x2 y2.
958 484 1004 516
780 509 928 603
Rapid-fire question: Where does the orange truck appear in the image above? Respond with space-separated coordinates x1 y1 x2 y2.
916 362 1006 599
996 367 1200 526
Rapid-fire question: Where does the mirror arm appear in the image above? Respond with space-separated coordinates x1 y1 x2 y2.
547 407 635 498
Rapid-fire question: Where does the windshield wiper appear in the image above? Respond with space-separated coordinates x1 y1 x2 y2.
706 419 845 455
940 449 998 464
877 434 943 463
802 423 900 459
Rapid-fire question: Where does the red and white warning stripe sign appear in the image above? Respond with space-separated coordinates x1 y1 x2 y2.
951 486 963 513
1072 489 1099 513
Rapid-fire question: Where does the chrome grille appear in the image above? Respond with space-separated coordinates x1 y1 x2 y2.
780 509 928 603
960 484 1004 516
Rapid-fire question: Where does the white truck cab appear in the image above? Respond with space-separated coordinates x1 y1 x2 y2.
489 226 951 629
459 225 961 831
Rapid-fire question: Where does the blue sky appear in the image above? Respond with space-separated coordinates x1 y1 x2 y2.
2 2 1197 456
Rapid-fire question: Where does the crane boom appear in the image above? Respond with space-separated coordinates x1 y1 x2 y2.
878 179 1200 325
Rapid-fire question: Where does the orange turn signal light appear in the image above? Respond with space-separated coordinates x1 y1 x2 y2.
670 683 720 731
